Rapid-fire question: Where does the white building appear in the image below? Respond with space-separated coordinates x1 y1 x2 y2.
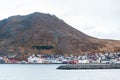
27 55 44 63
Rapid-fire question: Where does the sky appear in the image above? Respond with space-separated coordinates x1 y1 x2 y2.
0 0 120 40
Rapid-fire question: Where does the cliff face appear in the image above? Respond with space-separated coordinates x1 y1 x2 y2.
0 12 120 57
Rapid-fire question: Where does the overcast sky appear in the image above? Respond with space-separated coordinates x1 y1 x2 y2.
0 0 120 40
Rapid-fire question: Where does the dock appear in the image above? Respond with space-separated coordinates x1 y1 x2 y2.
57 63 120 70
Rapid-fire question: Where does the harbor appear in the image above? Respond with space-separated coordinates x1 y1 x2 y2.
0 64 120 80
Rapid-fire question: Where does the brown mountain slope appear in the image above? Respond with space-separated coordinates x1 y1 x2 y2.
0 12 120 57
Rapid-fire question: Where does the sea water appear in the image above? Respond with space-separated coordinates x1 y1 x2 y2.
0 64 119 80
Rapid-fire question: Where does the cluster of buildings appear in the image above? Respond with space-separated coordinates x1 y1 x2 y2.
0 52 120 64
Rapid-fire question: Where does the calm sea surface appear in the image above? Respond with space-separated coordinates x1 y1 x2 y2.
0 64 119 80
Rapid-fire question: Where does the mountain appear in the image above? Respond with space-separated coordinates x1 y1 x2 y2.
0 12 120 59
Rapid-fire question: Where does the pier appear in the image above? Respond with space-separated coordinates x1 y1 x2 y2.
57 63 120 70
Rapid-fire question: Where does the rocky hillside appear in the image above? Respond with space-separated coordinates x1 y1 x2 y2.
0 12 120 57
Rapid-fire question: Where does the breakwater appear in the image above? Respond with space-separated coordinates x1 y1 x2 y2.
57 63 120 69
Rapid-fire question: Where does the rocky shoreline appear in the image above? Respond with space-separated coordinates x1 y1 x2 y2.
57 63 120 70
